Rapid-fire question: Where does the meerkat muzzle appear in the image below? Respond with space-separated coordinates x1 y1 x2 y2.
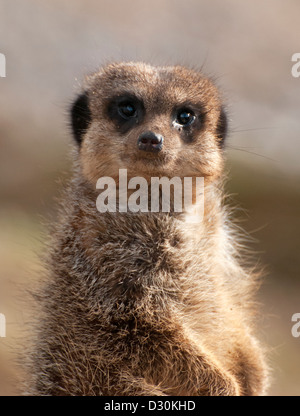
137 131 164 153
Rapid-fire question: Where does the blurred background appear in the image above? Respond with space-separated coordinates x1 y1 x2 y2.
0 0 299 395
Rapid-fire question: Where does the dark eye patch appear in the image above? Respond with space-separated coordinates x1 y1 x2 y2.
172 102 205 142
107 94 145 134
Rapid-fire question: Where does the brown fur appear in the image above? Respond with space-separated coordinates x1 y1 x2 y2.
25 62 268 396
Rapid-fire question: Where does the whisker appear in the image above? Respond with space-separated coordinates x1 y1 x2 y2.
225 145 277 162
230 127 277 134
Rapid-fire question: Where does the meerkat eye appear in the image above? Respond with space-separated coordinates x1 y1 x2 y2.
176 109 196 126
118 102 137 119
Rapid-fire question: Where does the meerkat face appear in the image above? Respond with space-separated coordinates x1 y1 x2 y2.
71 62 227 185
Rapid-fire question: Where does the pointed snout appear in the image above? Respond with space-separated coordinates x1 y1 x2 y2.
137 131 164 153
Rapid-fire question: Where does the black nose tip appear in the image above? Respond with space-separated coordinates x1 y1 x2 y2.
137 132 164 153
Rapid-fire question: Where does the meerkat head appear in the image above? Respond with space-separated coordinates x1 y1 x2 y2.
71 62 227 186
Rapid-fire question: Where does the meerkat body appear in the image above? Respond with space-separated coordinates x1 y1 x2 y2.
28 62 268 396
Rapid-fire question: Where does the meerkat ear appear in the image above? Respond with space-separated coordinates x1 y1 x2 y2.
71 91 91 145
216 107 228 148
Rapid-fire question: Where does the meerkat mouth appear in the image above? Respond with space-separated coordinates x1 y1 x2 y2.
130 150 174 166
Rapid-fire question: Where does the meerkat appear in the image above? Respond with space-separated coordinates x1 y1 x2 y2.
26 62 268 396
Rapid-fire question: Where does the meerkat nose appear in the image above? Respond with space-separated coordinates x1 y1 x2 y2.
137 131 164 153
